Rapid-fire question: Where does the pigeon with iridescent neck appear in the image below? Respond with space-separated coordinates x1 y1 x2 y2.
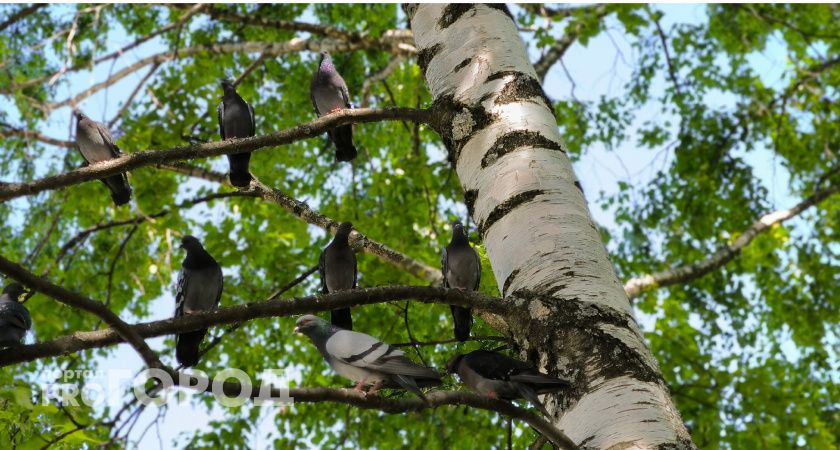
447 350 571 416
217 79 256 187
0 283 31 347
442 222 480 341
319 222 356 330
295 314 441 400
310 51 357 162
73 110 132 206
174 235 223 367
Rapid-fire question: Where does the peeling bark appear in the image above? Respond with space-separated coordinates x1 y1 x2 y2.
406 4 695 448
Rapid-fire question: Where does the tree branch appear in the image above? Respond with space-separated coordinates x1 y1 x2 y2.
0 122 74 148
0 4 46 33
624 181 840 299
0 255 167 371
250 179 443 284
0 107 431 202
533 5 608 82
0 285 506 367
180 382 580 450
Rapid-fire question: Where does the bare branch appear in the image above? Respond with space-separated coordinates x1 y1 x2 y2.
251 179 443 284
360 56 404 108
0 255 167 371
0 122 74 148
108 63 161 128
152 165 442 284
202 5 361 41
533 5 608 82
0 285 506 367
624 181 840 299
0 107 431 202
179 382 580 450
0 4 46 33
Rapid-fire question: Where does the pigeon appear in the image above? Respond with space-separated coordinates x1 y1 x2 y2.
294 314 441 400
442 222 481 341
319 222 357 330
217 79 256 187
0 283 31 347
74 110 132 206
446 350 571 416
174 235 223 367
310 51 358 162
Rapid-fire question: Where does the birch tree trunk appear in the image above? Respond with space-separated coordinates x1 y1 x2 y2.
406 5 696 448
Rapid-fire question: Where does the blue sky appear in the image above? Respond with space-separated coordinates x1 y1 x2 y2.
2 3 824 448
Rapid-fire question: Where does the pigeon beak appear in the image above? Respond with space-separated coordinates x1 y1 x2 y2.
293 326 301 334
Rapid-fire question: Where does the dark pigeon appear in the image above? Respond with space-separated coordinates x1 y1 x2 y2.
442 222 480 341
0 283 31 347
174 235 223 367
295 314 441 400
319 222 356 330
217 79 256 187
447 350 571 416
310 51 357 162
74 110 132 206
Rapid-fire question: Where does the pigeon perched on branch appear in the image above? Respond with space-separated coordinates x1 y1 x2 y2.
442 222 480 341
174 235 223 367
0 283 31 347
295 314 441 400
73 110 132 206
217 79 256 187
446 350 571 416
310 51 358 162
319 222 356 330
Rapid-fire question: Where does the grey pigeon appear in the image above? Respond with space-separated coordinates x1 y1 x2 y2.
319 222 356 330
174 235 223 367
446 350 571 416
310 51 357 162
0 283 31 347
217 79 256 187
74 110 132 206
295 314 441 400
442 222 480 341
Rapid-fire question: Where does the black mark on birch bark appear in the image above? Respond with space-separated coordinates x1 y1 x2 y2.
479 189 544 236
453 57 472 73
417 43 442 78
481 130 565 168
464 189 478 218
502 268 521 297
487 71 552 109
439 4 475 29
506 292 665 403
431 94 497 165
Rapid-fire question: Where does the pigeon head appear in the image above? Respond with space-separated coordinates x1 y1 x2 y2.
336 222 353 238
72 109 87 122
294 314 331 336
180 235 204 252
450 222 468 244
1 283 25 302
220 79 235 93
445 354 465 374
317 51 335 73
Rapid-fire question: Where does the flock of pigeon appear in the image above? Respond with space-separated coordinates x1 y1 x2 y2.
0 52 570 416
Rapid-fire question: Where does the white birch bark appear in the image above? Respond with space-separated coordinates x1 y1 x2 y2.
406 4 695 449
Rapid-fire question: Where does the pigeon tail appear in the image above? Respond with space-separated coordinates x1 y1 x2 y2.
176 328 207 367
514 382 551 417
330 308 353 330
103 175 132 206
392 374 429 403
450 305 472 342
227 153 253 187
329 125 357 162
